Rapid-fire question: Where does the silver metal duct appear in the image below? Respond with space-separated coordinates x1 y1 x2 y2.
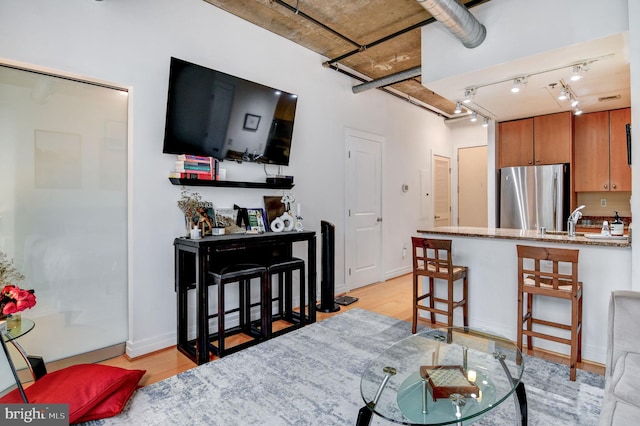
417 0 486 48
352 66 422 94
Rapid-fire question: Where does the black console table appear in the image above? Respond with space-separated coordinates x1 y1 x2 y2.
174 230 316 365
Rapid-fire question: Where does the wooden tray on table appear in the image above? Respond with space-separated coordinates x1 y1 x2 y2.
420 365 479 401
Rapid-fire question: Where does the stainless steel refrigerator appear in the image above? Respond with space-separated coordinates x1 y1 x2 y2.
499 164 570 231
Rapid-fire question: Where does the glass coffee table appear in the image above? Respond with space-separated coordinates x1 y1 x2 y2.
358 327 527 425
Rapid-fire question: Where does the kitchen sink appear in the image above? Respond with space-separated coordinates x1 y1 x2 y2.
544 231 585 236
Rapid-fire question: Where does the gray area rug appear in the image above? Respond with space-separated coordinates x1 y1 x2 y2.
85 309 604 425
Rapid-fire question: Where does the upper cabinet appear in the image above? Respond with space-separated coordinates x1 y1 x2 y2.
574 108 631 192
498 112 572 168
498 118 533 167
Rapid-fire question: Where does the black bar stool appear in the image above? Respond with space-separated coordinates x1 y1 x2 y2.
266 257 306 328
207 263 269 357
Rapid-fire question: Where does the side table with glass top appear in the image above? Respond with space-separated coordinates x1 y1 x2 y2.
358 327 527 426
1 318 47 403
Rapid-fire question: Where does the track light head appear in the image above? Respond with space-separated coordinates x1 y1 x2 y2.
482 117 489 127
470 112 478 122
570 64 585 81
558 87 568 101
463 88 475 104
511 77 526 93
454 101 462 114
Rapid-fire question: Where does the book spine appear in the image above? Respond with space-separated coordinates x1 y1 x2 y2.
175 161 211 171
174 167 213 175
176 154 212 162
170 171 214 180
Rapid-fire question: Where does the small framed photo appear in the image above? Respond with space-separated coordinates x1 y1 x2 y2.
246 208 267 233
243 113 261 131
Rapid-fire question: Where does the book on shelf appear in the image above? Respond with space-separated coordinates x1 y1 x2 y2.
176 154 212 163
175 161 211 171
169 171 214 180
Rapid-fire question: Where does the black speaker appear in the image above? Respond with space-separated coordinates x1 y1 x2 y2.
316 220 340 312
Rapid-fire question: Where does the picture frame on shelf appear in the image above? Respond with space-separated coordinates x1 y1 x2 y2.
214 208 244 234
246 208 267 233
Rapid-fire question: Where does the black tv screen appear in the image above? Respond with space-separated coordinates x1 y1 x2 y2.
163 57 298 166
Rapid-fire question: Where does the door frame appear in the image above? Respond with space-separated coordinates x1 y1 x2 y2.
344 127 384 291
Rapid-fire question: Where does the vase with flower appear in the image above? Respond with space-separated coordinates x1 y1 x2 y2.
177 188 202 237
0 252 36 327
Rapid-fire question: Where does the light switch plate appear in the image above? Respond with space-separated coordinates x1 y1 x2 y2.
601 198 607 207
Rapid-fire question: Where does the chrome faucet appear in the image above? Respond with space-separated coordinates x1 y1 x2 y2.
567 205 586 237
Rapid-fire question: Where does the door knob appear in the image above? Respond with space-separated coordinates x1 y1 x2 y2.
376 217 382 222
434 215 441 219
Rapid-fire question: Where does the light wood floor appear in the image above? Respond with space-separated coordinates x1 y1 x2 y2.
99 273 604 386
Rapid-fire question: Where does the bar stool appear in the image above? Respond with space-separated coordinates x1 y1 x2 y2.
207 263 269 358
516 245 583 381
411 237 469 334
266 257 306 328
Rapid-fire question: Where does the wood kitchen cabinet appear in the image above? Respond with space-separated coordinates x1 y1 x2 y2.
498 118 533 167
574 108 631 192
498 112 572 168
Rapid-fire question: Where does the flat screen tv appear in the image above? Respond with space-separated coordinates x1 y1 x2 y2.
163 57 298 166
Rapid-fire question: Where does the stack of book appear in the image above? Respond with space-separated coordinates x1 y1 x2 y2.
169 154 219 180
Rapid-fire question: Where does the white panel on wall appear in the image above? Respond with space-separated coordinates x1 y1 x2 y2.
0 65 128 362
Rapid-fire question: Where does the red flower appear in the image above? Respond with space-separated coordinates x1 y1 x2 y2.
0 285 36 316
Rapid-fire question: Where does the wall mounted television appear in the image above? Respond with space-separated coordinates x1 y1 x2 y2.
162 57 298 166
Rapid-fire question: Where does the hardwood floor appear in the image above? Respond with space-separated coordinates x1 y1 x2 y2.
99 273 604 386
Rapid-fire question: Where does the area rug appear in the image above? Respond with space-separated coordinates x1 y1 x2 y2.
84 309 604 425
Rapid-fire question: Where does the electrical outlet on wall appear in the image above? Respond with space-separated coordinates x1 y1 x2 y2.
402 243 407 258
601 198 607 207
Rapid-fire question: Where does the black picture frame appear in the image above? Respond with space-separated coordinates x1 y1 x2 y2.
243 113 261 131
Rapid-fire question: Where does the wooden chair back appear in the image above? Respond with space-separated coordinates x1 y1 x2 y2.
516 245 580 298
412 237 455 279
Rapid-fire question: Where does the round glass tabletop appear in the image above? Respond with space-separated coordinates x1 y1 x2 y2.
2 317 35 342
360 327 524 425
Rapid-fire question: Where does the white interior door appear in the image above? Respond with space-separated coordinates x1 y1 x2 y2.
345 129 383 290
433 155 451 227
458 146 488 226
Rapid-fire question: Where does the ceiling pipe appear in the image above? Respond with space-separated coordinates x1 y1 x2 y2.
352 66 422 94
416 0 486 48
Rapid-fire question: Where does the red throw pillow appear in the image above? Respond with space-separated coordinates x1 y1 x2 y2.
0 364 145 424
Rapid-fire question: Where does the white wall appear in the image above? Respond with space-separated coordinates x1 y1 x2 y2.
0 0 455 357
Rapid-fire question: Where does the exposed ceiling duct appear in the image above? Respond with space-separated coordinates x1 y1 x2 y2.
416 0 486 48
352 66 422 94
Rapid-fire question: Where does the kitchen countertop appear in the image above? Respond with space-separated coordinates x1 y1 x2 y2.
416 226 631 248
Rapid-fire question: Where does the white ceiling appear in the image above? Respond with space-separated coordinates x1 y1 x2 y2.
429 32 631 122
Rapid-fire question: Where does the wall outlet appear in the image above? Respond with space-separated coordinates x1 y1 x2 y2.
402 243 407 258
601 198 607 207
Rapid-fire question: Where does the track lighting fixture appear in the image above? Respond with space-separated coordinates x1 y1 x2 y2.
574 108 583 116
454 101 462 114
470 111 478 122
482 117 489 127
511 77 526 93
570 96 579 108
570 64 587 82
463 88 475 104
558 88 567 101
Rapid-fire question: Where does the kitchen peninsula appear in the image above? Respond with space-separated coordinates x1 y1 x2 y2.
416 226 631 365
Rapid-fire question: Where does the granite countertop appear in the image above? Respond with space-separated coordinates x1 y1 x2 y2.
416 226 631 248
